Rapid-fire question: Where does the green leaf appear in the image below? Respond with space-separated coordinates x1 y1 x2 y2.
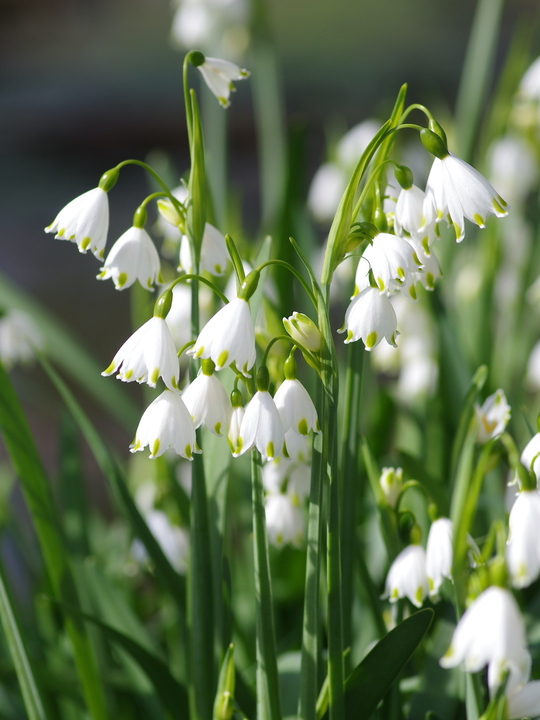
50 601 188 719
343 609 433 720
38 356 187 614
0 561 48 720
0 361 107 720
0 271 138 431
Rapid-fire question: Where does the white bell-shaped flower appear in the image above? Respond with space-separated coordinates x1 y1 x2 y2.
45 187 109 259
422 154 508 243
384 543 429 608
0 309 44 370
283 429 311 464
426 517 453 597
179 222 229 276
98 226 162 290
188 297 256 377
102 316 179 390
227 389 245 454
440 586 531 693
520 434 540 485
360 232 421 294
182 361 231 436
507 489 540 588
506 680 540 720
340 287 398 350
379 467 403 508
197 56 250 108
394 184 434 252
475 389 511 444
132 510 190 574
274 357 319 435
130 389 198 460
265 493 305 548
234 384 287 461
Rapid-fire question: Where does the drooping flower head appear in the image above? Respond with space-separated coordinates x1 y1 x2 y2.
102 316 179 390
130 389 198 460
339 287 398 350
383 543 429 608
182 359 231 436
474 389 511 444
425 517 453 597
98 225 162 291
273 355 319 436
190 52 249 108
507 489 540 589
265 493 305 548
420 128 508 243
440 586 530 693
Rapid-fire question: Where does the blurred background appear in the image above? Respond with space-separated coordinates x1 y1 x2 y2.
0 0 539 483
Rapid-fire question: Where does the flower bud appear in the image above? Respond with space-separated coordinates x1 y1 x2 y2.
213 644 235 720
428 118 448 147
379 467 403 508
394 164 413 190
420 129 449 160
98 168 119 192
283 312 322 353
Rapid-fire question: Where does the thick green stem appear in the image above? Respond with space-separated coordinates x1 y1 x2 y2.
251 451 282 720
299 385 325 720
339 341 364 665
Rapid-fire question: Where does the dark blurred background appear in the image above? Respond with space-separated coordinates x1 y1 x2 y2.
0 0 539 482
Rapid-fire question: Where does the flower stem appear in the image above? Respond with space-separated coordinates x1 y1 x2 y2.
250 451 282 720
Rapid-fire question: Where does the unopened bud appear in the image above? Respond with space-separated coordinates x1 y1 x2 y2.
283 312 322 353
380 467 403 508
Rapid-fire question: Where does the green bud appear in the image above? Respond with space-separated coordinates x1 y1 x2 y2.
133 206 147 229
154 290 173 319
283 312 322 353
98 168 119 192
238 270 260 301
428 118 448 147
201 359 215 376
230 389 243 408
213 644 235 720
284 354 297 380
488 557 508 588
394 164 413 190
256 366 270 392
373 207 388 233
409 523 422 545
188 50 205 67
420 129 449 160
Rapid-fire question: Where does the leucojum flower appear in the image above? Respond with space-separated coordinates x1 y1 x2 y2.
384 542 429 608
98 217 162 290
192 54 250 108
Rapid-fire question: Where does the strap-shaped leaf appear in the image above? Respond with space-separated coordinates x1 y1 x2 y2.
343 608 434 720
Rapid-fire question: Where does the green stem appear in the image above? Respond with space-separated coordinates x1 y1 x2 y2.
251 451 282 720
114 160 184 217
257 259 317 308
339 340 364 665
299 385 325 720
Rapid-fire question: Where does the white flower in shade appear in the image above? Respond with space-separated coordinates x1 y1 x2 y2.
526 340 540 392
379 467 403 508
265 493 305 548
307 163 347 223
384 544 429 608
263 457 290 495
283 312 322 353
422 155 508 243
426 518 453 597
488 135 538 206
475 389 511 444
440 586 531 693
130 389 198 460
188 298 256 377
520 56 540 99
283 429 311 464
45 187 109 259
102 317 179 390
179 222 229 276
507 489 540 588
227 398 245 454
506 680 540 719
98 226 162 290
132 510 190 574
394 184 434 252
182 366 231 436
0 309 44 369
197 57 250 108
263 458 311 503
336 119 380 167
340 287 398 350
360 232 421 295
274 379 319 435
234 391 287 460
406 235 442 292
520 434 540 485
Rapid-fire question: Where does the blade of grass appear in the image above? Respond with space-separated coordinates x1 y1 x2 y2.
0 560 48 720
0 361 108 720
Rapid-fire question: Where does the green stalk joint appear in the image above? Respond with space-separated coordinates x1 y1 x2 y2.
98 167 120 192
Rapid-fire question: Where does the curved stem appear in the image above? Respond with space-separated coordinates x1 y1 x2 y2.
399 103 432 124
157 273 230 309
257 259 317 308
177 339 196 359
261 334 302 366
114 160 185 218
